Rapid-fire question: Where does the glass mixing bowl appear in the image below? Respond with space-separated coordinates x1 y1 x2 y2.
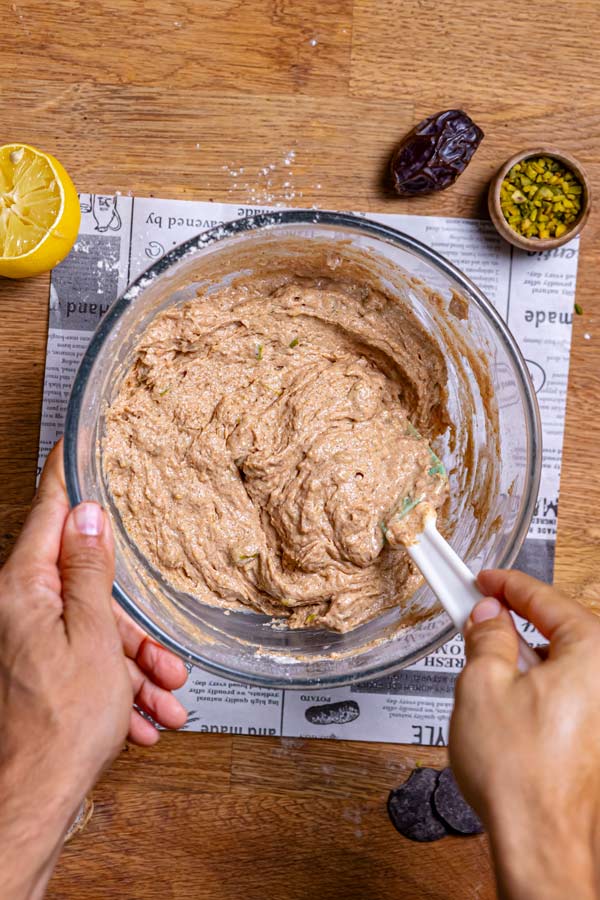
64 211 541 689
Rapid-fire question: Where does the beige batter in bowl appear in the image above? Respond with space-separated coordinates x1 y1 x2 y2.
64 211 541 688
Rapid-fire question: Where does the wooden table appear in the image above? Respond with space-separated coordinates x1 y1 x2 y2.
1 2 599 896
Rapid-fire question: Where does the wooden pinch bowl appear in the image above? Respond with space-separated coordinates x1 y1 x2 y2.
488 146 591 251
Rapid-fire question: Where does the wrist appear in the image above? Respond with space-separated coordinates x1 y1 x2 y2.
488 802 598 900
0 758 83 900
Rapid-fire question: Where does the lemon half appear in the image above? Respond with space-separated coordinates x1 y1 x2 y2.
0 143 81 279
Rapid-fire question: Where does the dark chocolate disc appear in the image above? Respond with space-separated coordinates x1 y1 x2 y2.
387 768 448 842
433 767 484 835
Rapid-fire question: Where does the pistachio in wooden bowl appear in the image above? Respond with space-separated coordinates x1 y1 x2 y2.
488 147 591 251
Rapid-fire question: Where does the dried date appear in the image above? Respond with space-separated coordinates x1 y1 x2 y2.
390 109 484 196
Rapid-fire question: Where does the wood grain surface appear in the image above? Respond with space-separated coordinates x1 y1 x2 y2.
1 1 599 897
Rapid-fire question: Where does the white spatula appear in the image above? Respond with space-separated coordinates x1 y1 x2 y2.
407 513 540 673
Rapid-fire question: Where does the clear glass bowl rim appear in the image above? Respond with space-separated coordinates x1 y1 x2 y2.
64 209 542 686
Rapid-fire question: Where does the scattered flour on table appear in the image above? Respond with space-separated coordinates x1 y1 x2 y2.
221 150 322 207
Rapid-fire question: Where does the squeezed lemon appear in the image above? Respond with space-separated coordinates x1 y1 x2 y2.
0 143 80 278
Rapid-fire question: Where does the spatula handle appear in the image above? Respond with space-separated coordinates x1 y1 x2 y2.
407 520 540 673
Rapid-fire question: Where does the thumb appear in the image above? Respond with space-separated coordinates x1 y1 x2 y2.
59 502 116 641
464 597 520 674
477 569 592 648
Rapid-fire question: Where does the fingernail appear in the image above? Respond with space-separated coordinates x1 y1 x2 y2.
471 597 501 624
73 502 104 536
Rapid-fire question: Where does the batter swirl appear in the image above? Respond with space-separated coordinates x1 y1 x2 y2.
104 275 449 632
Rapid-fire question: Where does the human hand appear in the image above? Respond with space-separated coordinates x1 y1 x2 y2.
450 570 600 900
112 599 188 745
0 442 187 899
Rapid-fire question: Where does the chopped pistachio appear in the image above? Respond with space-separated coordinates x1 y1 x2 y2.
256 343 264 360
289 337 299 348
428 448 446 478
394 495 425 521
574 302 583 315
500 155 583 240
